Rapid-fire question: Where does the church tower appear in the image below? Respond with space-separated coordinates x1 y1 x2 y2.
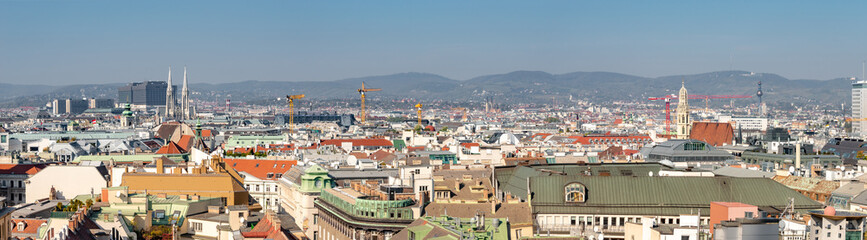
181 66 190 120
676 79 691 139
165 67 176 119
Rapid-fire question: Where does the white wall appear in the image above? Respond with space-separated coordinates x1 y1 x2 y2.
26 166 108 202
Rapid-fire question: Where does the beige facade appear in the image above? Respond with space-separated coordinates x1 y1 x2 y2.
25 165 108 203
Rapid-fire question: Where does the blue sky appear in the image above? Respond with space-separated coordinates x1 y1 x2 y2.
1 1 866 85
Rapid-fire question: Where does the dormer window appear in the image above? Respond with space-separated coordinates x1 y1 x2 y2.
565 183 586 203
16 221 25 231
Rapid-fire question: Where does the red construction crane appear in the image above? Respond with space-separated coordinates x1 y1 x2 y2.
648 94 752 134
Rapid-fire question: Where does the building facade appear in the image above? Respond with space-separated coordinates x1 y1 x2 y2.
854 80 867 136
314 187 417 240
118 81 174 107
278 164 334 237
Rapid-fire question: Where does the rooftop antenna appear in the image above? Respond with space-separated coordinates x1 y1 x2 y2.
729 52 733 71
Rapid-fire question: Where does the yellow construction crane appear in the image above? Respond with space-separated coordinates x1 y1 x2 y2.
286 94 305 132
357 82 381 124
451 107 468 122
415 103 423 127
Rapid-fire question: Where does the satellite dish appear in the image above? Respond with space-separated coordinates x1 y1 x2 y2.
648 172 653 177
788 166 795 172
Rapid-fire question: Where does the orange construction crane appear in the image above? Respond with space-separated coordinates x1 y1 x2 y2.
286 94 305 132
357 82 381 124
648 94 752 134
846 118 867 122
415 103 423 127
451 107 468 122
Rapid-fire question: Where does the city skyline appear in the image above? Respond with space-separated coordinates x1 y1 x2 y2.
2 1 867 85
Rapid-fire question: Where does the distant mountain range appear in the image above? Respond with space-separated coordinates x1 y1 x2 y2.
0 70 851 108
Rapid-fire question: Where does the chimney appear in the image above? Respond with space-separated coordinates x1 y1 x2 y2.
272 215 282 231
179 194 188 200
795 142 801 169
156 158 165 174
157 193 167 199
454 181 461 190
491 201 499 213
191 195 200 201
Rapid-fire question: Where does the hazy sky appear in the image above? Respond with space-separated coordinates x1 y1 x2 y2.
2 1 866 85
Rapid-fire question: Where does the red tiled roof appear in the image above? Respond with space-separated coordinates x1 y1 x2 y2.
349 152 368 159
243 217 290 240
176 135 194 152
11 219 47 234
689 122 734 147
155 141 186 154
232 147 252 154
223 158 297 180
406 146 425 152
529 133 552 140
369 150 394 161
0 164 48 175
201 129 214 137
613 119 623 124
460 143 480 148
320 139 393 147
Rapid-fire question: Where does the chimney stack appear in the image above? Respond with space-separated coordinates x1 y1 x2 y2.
795 142 801 169
156 157 165 174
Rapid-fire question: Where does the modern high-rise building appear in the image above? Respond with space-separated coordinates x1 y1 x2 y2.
853 78 867 136
51 99 67 115
51 99 88 115
65 99 88 114
117 81 175 107
87 98 114 109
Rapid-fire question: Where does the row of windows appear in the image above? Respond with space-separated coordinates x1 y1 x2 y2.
245 184 278 193
587 139 651 144
191 222 203 232
540 215 707 227
0 180 23 188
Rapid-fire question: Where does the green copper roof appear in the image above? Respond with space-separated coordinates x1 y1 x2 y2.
529 175 822 216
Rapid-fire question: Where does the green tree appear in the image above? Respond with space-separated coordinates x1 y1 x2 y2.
55 202 63 211
545 117 560 123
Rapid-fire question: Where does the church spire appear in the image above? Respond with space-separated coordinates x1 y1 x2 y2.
181 66 190 120
676 78 691 139
165 66 175 119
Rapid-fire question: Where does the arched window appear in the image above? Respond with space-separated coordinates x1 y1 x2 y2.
565 183 586 203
